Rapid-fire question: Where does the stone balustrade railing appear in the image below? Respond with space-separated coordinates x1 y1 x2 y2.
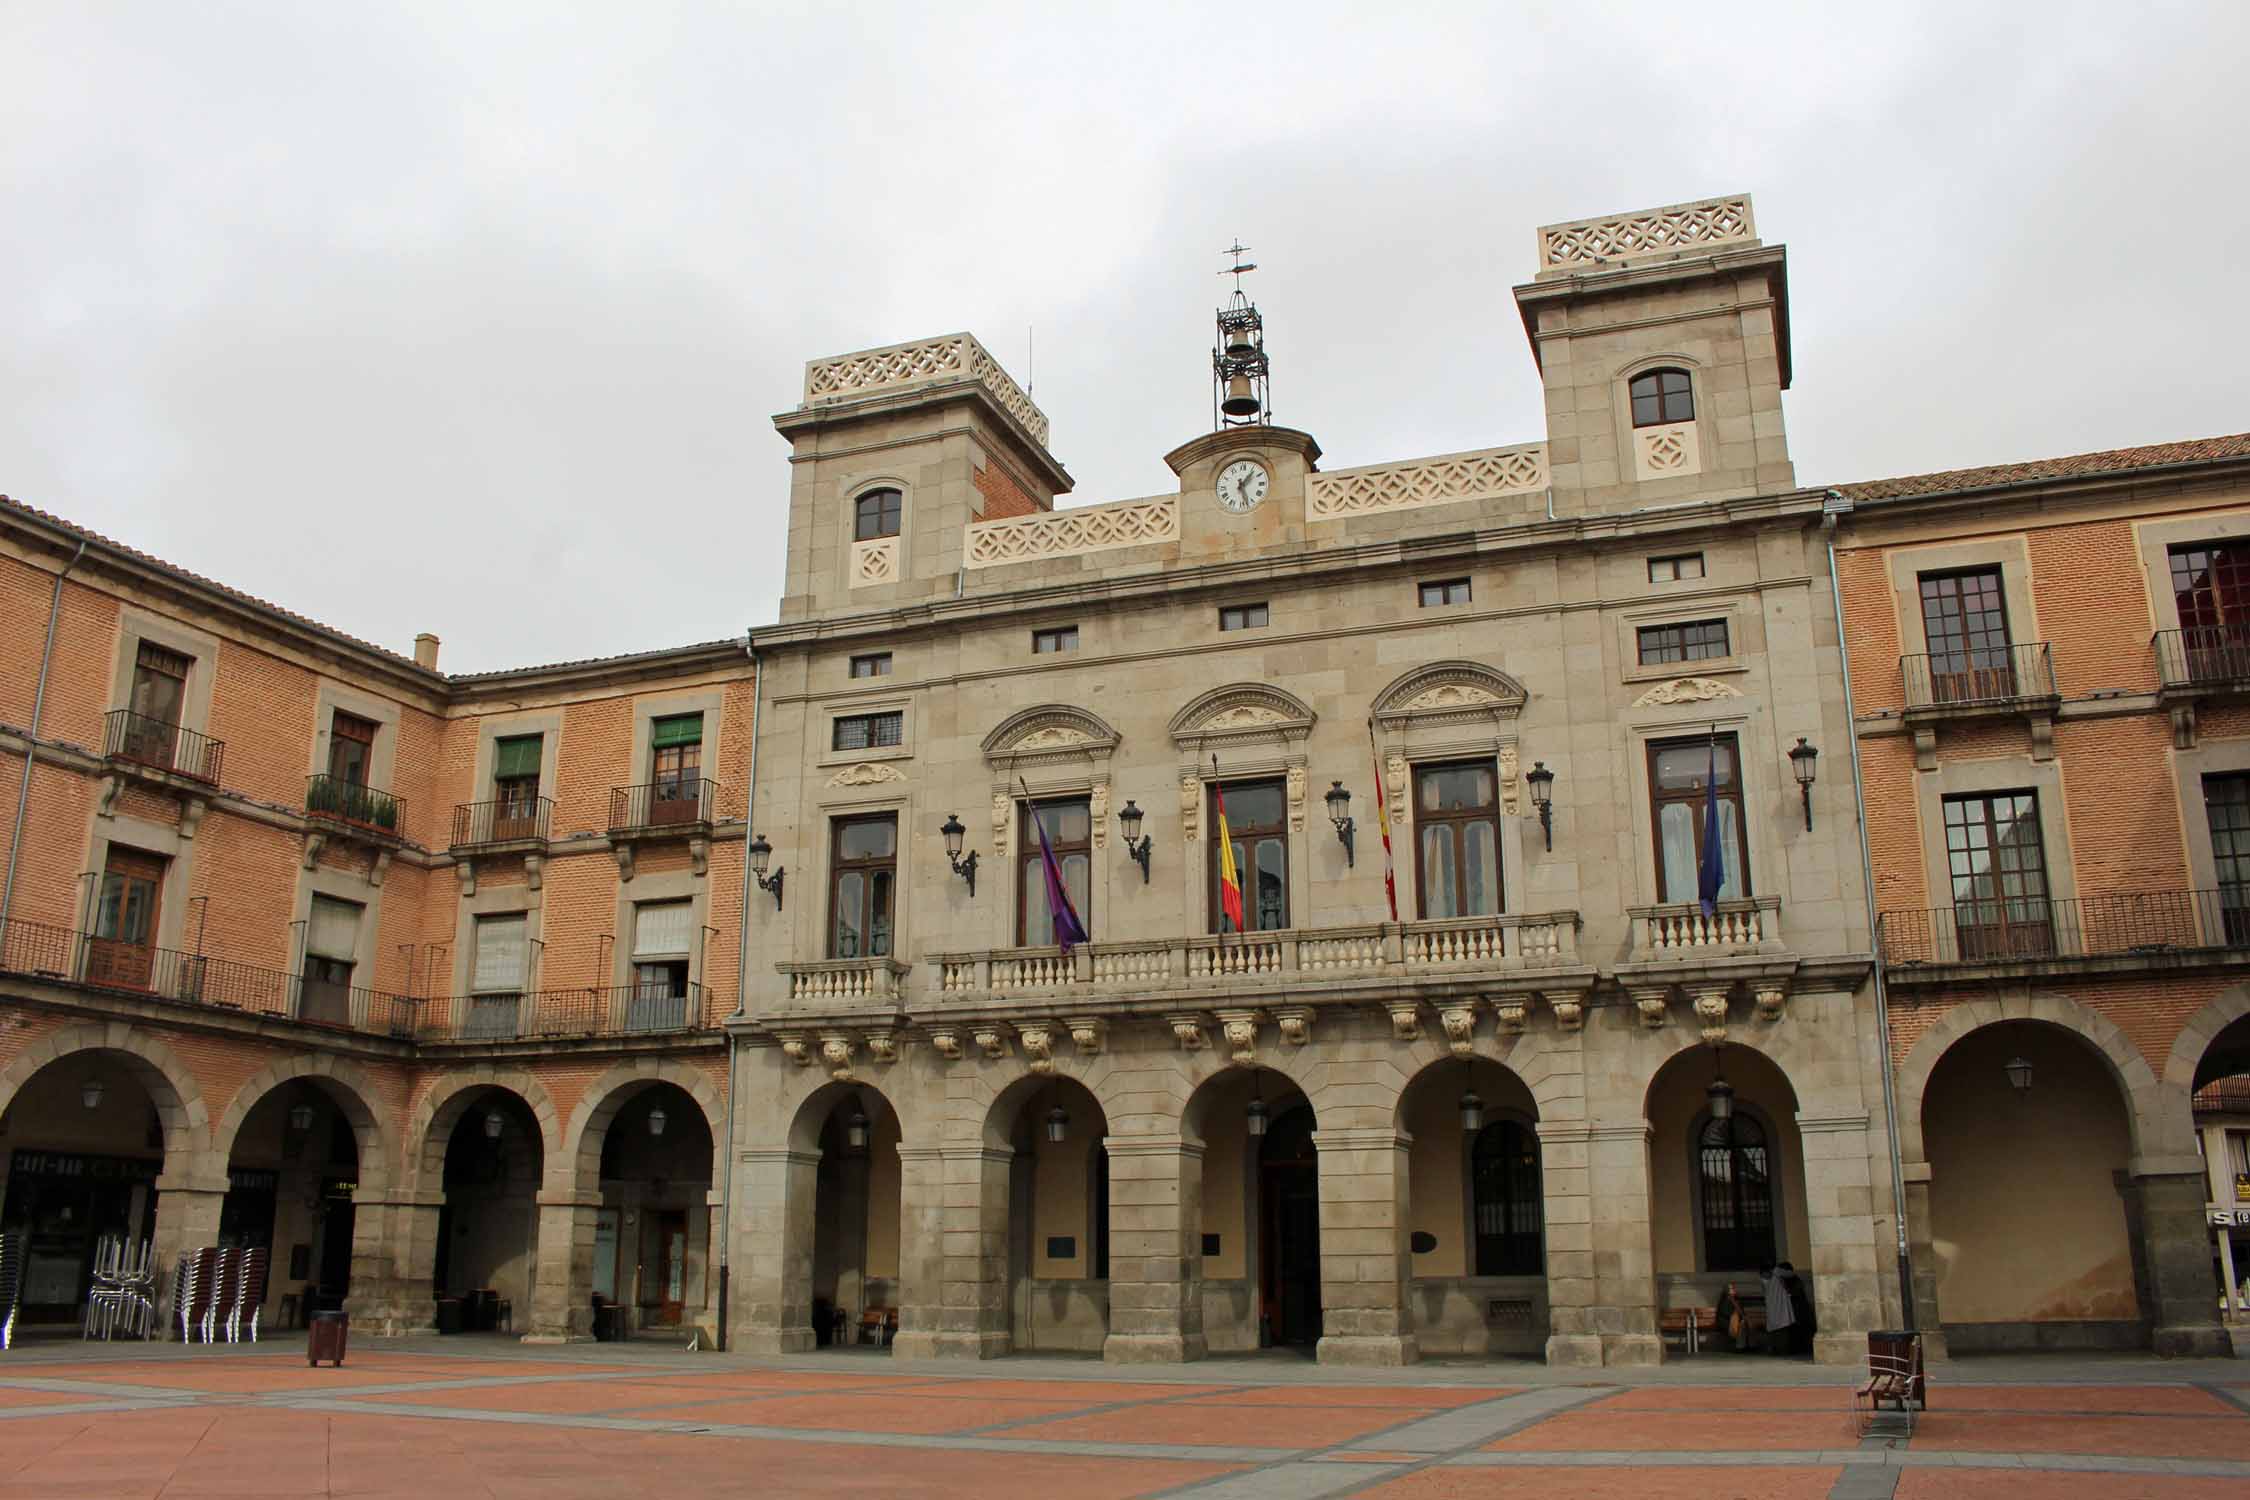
779 957 911 1005
1306 444 1549 522
964 494 1180 569
1628 896 1781 957
802 332 1049 446
1537 193 1757 271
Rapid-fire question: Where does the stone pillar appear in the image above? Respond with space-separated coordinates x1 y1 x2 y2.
702 1188 725 1341
150 1172 227 1339
2131 1160 2233 1357
1311 1127 1418 1367
1536 1121 1600 1366
1103 1135 1207 1363
1900 1161 1948 1360
522 1188 599 1342
344 1189 444 1335
1587 1122 1662 1365
732 1147 820 1354
1796 1112 1885 1363
890 1144 1010 1359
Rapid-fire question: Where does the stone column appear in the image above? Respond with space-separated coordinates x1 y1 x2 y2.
1536 1121 1600 1366
1900 1160 1948 1360
730 1147 819 1354
1586 1122 1661 1365
889 1143 942 1357
344 1189 444 1335
150 1172 227 1339
897 1144 1011 1359
1102 1135 1206 1363
2132 1159 2233 1357
522 1188 599 1342
1795 1112 1885 1363
702 1188 726 1341
1311 1127 1418 1367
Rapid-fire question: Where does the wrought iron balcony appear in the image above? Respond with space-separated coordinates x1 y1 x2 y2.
102 709 224 786
305 774 406 842
450 795 551 851
2153 626 2250 747
1900 642 2057 711
1879 888 2250 975
609 778 717 835
417 983 709 1041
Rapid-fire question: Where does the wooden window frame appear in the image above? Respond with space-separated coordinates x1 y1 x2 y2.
1015 797 1092 947
1412 759 1503 919
328 711 377 785
1647 734 1751 904
853 487 902 542
828 813 898 960
1648 552 1705 583
1629 367 1694 428
1941 788 2053 959
1207 779 1289 933
1218 603 1269 632
1032 626 1079 655
848 652 893 678
1917 566 2015 701
1417 578 1472 608
1635 619 1731 666
831 711 904 752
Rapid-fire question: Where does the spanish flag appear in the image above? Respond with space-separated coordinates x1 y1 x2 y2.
1213 762 1245 933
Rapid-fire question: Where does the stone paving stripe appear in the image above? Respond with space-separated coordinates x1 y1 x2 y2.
1351 1385 1606 1455
1828 1457 1903 1500
957 1378 1249 1435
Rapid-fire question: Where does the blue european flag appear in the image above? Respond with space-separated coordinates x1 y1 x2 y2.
1697 736 1725 919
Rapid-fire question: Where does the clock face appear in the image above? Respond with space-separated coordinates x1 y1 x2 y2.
1215 459 1270 514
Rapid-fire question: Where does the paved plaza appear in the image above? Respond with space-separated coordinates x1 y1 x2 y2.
0 1338 2243 1497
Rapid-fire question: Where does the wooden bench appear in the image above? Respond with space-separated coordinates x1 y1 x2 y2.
858 1305 898 1347
1855 1332 1928 1433
1659 1306 1725 1355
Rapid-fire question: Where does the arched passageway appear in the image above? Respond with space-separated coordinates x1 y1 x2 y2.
1400 1055 1544 1358
1184 1066 1316 1353
219 1080 366 1329
804 1085 903 1350
431 1086 545 1332
590 1082 715 1337
991 1076 1108 1353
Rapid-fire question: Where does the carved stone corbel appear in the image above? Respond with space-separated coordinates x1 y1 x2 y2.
454 859 477 897
1090 781 1109 851
301 830 328 872
1286 764 1307 834
1499 745 1521 816
96 772 123 820
1440 1005 1477 1057
613 842 636 882
1216 1011 1258 1067
1385 754 1408 826
1179 776 1200 842
523 852 543 892
1753 984 1788 1024
1272 1007 1312 1046
1067 1017 1106 1056
1691 986 1731 1043
1494 995 1529 1036
820 1034 855 1080
865 1031 898 1064
2029 712 2055 761
973 1027 1010 1061
927 1029 962 1061
2170 701 2198 750
778 1034 813 1067
1911 725 1937 772
1630 985 1674 1029
1018 1022 1056 1074
1388 1003 1423 1043
1547 991 1585 1032
689 835 709 877
369 849 391 888
1170 1016 1207 1051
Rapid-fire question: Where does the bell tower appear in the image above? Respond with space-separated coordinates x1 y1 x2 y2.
1212 241 1272 428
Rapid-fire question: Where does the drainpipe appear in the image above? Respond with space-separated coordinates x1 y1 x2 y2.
717 630 761 1351
1821 494 1916 1331
1 540 88 939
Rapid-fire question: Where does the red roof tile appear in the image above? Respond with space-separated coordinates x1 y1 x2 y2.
1837 433 2250 503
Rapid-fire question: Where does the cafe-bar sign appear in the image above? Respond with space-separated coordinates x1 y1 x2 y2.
2212 1209 2250 1227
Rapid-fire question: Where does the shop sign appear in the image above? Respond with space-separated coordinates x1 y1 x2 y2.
228 1169 279 1192
2211 1208 2250 1227
8 1150 160 1183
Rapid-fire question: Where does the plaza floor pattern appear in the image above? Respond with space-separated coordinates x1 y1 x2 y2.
0 1339 2243 1497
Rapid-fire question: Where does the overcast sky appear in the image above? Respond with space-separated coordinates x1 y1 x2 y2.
5 3 2242 673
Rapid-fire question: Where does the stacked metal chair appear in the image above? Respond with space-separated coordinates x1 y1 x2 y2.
175 1246 226 1343
82 1236 159 1341
220 1247 268 1343
0 1232 23 1350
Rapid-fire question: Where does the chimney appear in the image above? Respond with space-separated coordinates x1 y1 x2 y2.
413 633 441 671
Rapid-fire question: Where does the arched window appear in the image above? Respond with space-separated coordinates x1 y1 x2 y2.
854 487 903 541
1696 1111 1777 1270
1629 368 1694 428
1470 1119 1543 1275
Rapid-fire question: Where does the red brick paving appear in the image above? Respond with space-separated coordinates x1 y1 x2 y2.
1591 1386 1862 1411
619 1391 1108 1434
0 1387 99 1407
1196 1384 1512 1409
1907 1411 2250 1460
1927 1384 2240 1414
1008 1394 1439 1448
1896 1473 2250 1499
1487 1408 1850 1452
1360 1465 1840 1498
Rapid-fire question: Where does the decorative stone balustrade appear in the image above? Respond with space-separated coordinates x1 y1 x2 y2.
1537 194 1757 271
1306 444 1548 521
1628 896 1781 958
802 332 1049 446
964 495 1179 569
778 957 910 1006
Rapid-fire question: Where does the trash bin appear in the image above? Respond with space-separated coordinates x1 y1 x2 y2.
435 1297 464 1335
308 1311 348 1368
592 1303 626 1343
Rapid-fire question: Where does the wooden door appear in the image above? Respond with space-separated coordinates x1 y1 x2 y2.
1919 569 2014 703
1257 1106 1321 1347
654 1210 688 1325
649 743 700 825
88 847 164 989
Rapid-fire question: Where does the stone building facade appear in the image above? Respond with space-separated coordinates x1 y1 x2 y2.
730 195 1900 1367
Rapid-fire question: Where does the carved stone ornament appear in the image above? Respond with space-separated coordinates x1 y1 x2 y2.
1220 1015 1257 1068
1387 753 1408 826
1015 725 1090 750
1067 1018 1105 1056
828 762 906 787
1548 993 1585 1032
1018 1023 1056 1075
1170 1017 1207 1051
1632 676 1744 707
779 1035 813 1067
1168 683 1316 755
1273 1008 1312 1046
973 1028 1010 1061
1754 985 1788 1024
865 1032 898 1064
1370 661 1528 729
1494 996 1529 1035
1180 775 1200 842
820 1035 856 1080
1388 1004 1423 1043
1692 988 1730 1043
927 1029 962 1061
1204 704 1284 730
1631 986 1673 1029
991 791 1011 860
1440 1006 1477 1057
1286 765 1307 833
1403 682 1502 711
1499 745 1520 816
1089 780 1109 850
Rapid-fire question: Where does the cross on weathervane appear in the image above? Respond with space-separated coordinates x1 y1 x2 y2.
1220 240 1258 291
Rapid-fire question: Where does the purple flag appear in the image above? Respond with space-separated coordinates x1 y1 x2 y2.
1027 792 1090 952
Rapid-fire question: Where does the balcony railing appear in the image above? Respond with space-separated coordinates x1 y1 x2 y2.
609 778 717 834
1879 888 2250 967
2155 625 2250 692
0 918 420 1037
450 796 552 850
305 774 405 840
1901 643 2057 711
779 958 911 1006
417 983 708 1041
102 710 224 785
1627 896 1781 958
924 913 1583 1000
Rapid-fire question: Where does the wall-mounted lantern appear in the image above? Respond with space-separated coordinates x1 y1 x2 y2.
1788 737 1820 830
846 1107 870 1151
1325 781 1355 867
1526 761 1556 850
484 1108 505 1140
747 833 785 911
939 813 979 896
1117 799 1152 883
287 1100 316 1134
647 1103 668 1138
2005 1056 2034 1093
80 1077 104 1111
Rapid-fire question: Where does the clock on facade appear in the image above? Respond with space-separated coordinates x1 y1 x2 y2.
1215 459 1270 514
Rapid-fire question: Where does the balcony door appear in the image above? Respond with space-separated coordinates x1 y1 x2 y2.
1017 798 1091 947
491 735 542 841
1918 569 2014 704
2205 773 2250 944
1648 736 1748 906
88 846 165 989
1209 780 1288 933
2170 542 2250 680
123 643 191 768
1414 761 1501 919
1942 790 2053 959
648 715 703 825
300 896 361 1026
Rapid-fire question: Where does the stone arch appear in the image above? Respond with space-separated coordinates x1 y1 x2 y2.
561 1059 725 1193
1387 1027 1583 1125
405 1068 563 1192
2162 982 2250 1094
1167 682 1317 749
0 1022 209 1172
785 1074 907 1154
980 704 1122 763
1895 994 2183 1162
1369 660 1530 724
212 1055 397 1194
977 1068 1114 1151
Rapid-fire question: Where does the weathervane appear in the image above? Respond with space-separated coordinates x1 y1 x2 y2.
1220 240 1259 290
1212 241 1271 428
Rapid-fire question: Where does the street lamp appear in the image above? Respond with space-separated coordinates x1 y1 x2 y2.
484 1108 505 1140
647 1103 668 1137
1245 1095 1268 1138
846 1107 870 1151
748 833 785 910
287 1100 316 1134
1045 1104 1070 1144
80 1077 104 1111
1325 781 1356 867
1707 1044 1735 1123
1117 799 1152 883
2005 1056 2034 1093
939 813 979 896
1788 738 1820 831
1526 761 1555 850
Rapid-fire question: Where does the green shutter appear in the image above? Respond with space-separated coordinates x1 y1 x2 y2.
493 735 542 778
650 713 704 750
